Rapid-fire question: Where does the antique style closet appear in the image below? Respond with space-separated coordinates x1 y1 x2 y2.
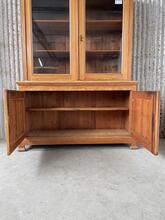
4 0 160 155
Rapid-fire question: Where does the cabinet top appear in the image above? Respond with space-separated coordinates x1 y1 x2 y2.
17 81 138 91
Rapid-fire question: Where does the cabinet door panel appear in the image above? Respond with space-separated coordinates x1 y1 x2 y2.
79 0 133 80
4 90 26 155
26 0 78 81
131 91 160 155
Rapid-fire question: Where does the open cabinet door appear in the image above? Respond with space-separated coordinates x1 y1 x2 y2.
4 90 26 155
131 91 160 155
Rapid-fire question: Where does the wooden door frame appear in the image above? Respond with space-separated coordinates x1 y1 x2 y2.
79 0 133 81
23 0 78 81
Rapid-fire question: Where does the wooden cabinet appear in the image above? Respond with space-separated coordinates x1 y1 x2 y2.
4 0 160 155
23 0 132 81
4 88 160 155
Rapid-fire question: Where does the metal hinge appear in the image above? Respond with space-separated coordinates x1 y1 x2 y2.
152 112 155 132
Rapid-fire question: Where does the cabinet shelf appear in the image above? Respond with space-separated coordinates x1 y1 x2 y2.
33 19 69 23
35 50 120 53
86 20 122 31
33 20 69 31
86 50 121 56
33 19 122 31
34 50 69 53
26 107 129 112
27 129 130 138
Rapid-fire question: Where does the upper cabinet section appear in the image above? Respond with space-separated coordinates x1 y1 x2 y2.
79 0 133 80
32 0 70 75
86 0 123 74
23 0 133 81
25 0 78 81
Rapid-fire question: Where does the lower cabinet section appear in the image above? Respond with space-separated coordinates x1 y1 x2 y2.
4 90 160 155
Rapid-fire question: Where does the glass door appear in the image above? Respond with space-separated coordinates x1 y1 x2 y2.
26 0 78 80
79 0 132 80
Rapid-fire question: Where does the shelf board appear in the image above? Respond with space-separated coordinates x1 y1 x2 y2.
34 50 120 54
33 20 69 32
32 7 69 12
33 19 69 23
87 20 122 31
27 107 129 112
86 50 120 55
34 50 69 53
25 129 132 145
27 129 130 138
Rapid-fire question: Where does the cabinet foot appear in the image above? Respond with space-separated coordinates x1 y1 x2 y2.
130 144 138 150
18 145 27 152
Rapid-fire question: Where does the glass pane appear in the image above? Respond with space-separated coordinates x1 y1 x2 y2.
86 0 123 74
32 0 70 74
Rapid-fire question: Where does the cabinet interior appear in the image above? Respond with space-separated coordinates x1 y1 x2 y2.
32 0 70 74
31 0 123 75
86 0 122 73
25 91 130 135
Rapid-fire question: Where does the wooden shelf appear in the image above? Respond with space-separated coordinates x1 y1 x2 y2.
34 50 69 53
33 19 122 31
34 50 120 54
25 129 133 145
87 50 120 53
33 19 69 23
86 50 121 57
86 20 122 31
27 107 129 112
34 67 60 70
33 20 69 31
27 129 130 138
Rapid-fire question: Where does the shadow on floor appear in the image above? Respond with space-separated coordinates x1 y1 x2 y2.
28 144 129 175
159 139 165 157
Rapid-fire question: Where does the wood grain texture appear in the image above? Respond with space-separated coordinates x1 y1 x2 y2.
131 91 160 155
25 0 78 81
1 0 164 141
79 0 133 81
24 91 129 130
4 89 160 155
3 0 161 156
4 90 26 155
17 81 138 91
22 129 134 145
26 107 129 112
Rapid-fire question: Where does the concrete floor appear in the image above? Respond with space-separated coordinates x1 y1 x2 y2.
0 141 165 220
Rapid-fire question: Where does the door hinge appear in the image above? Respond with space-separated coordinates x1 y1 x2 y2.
152 112 155 132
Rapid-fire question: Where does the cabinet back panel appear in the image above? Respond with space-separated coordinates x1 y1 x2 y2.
26 91 130 108
28 111 128 130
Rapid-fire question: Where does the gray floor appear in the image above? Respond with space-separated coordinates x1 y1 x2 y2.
0 141 165 220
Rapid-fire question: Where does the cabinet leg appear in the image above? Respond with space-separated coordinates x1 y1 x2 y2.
18 145 27 152
130 143 139 150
